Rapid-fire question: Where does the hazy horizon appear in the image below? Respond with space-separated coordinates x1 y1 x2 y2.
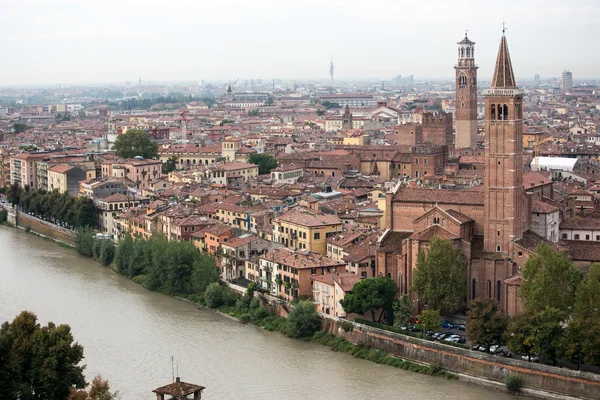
2 0 599 86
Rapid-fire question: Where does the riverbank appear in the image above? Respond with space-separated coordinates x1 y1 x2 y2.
2 221 598 399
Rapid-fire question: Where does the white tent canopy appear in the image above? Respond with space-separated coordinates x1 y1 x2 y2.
530 157 578 172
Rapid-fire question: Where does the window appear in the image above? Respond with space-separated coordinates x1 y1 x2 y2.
597 235 600 241
414 159 419 165
311 268 317 274
574 234 580 240
586 235 590 240
314 233 320 240
433 217 440 224
487 280 492 298
562 233 568 239
471 279 476 300
496 245 501 252
496 281 501 302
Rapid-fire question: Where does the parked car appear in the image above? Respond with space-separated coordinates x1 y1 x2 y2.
409 317 421 324
471 344 480 351
489 345 501 354
499 347 513 357
436 333 447 341
443 334 460 343
478 345 489 352
456 324 466 331
432 332 442 340
521 355 539 362
440 320 455 329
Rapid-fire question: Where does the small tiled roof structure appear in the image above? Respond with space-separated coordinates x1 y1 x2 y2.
153 377 205 400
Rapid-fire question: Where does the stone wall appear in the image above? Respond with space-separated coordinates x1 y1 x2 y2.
14 211 77 247
322 318 600 400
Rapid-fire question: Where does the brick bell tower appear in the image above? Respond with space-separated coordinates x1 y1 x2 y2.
483 30 524 255
454 32 478 148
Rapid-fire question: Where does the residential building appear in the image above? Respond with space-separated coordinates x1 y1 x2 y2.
311 273 362 317
560 218 600 241
208 162 259 185
272 207 343 255
47 164 87 196
258 248 346 301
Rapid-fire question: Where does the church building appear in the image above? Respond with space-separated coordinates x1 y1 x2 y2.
377 31 548 315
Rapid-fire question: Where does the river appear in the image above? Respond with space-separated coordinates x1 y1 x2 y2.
0 227 520 399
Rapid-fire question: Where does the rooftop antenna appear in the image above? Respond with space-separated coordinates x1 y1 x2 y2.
176 362 179 378
502 19 507 36
329 56 334 86
171 356 175 382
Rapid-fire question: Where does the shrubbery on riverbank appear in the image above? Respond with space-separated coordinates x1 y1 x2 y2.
6 184 97 228
75 230 220 300
0 208 8 224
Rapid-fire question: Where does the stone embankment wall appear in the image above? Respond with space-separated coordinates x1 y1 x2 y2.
322 318 600 400
4 208 77 247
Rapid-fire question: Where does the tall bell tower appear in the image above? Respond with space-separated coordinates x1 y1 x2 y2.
454 32 478 148
483 30 524 254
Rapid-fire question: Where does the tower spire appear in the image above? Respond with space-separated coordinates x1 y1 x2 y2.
329 57 334 86
490 31 516 89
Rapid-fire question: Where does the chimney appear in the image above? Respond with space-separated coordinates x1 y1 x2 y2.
176 377 180 383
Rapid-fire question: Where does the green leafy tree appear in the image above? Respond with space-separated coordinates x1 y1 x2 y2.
205 282 226 308
0 311 86 399
393 295 413 327
505 311 536 360
466 298 508 347
12 122 29 134
316 109 325 116
114 234 134 275
420 309 440 334
322 100 341 109
248 109 260 117
528 307 564 365
248 153 278 175
562 263 600 366
69 375 118 400
340 277 398 324
162 156 178 174
75 227 95 257
74 197 98 228
113 129 158 159
265 95 274 106
99 240 115 267
287 301 321 338
520 244 583 314
6 182 22 206
191 255 220 294
412 236 467 315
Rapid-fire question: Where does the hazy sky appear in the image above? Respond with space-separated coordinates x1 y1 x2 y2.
1 0 599 86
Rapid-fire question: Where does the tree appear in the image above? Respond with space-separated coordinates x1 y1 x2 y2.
562 263 600 366
248 153 278 175
340 277 398 324
114 234 134 275
505 311 536 360
76 227 95 257
287 301 321 338
0 311 86 399
528 307 564 365
69 375 118 400
466 298 507 347
6 182 21 207
191 255 220 294
74 197 98 228
411 236 467 315
265 95 274 106
248 109 260 117
322 100 341 109
12 122 29 134
162 156 178 174
113 129 158 159
393 295 413 327
420 309 440 335
204 282 226 308
316 109 325 116
520 244 583 314
99 240 115 267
